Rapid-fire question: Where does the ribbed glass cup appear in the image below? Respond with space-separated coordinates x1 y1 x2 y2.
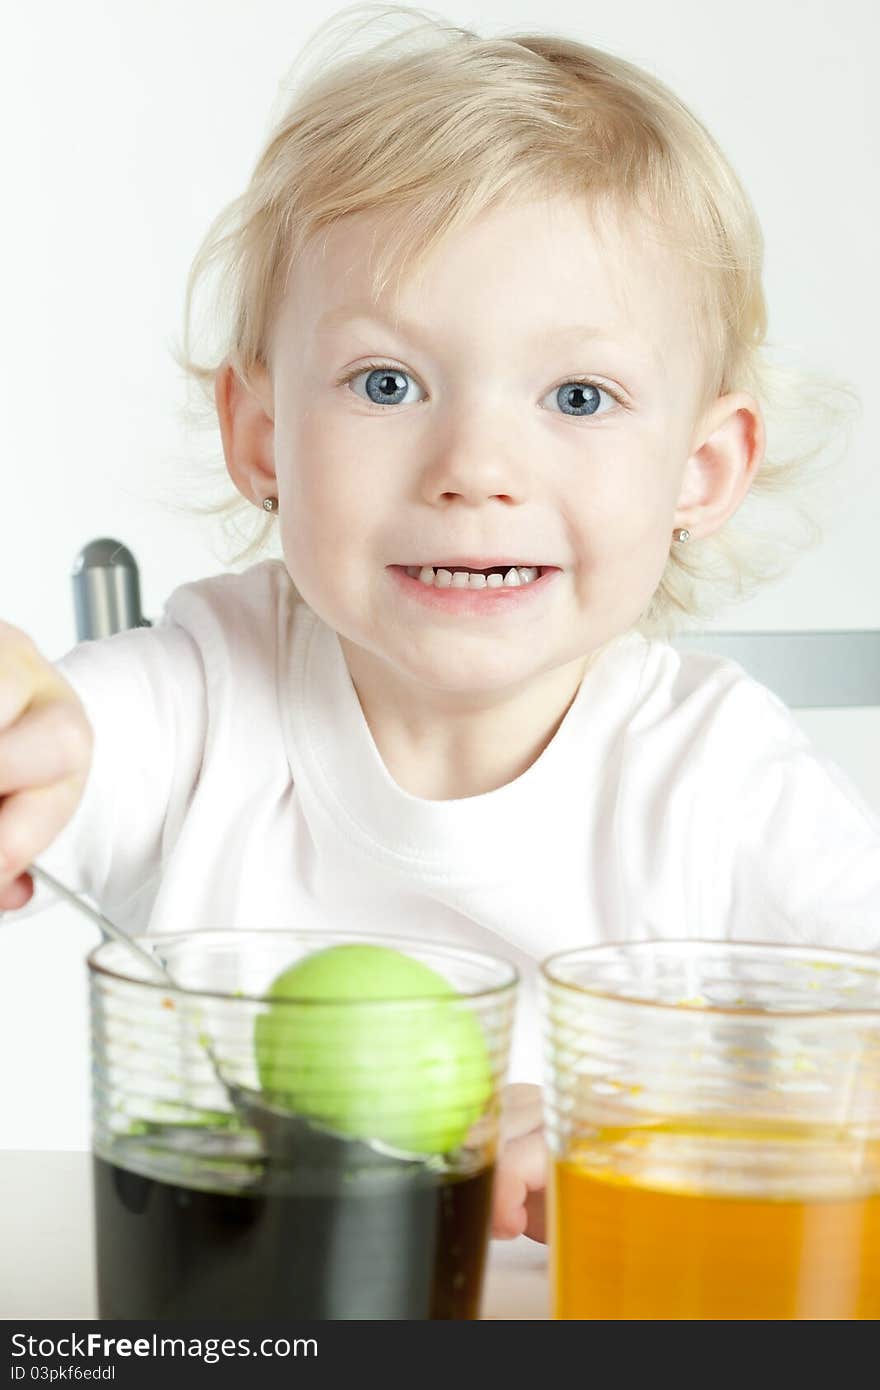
88 929 517 1319
541 940 880 1320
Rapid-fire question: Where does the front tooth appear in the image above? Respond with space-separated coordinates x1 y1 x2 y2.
411 565 541 588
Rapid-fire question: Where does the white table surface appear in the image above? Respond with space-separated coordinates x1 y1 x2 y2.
0 1152 549 1321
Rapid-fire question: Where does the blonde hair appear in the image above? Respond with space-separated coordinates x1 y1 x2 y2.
168 3 860 640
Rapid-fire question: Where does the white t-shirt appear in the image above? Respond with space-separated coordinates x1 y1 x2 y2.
10 558 880 1080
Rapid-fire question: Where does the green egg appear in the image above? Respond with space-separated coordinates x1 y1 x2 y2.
253 943 493 1155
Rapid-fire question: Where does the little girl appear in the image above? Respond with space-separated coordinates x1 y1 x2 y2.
1 6 878 1246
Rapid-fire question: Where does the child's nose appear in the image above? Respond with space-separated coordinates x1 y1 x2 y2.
417 425 531 508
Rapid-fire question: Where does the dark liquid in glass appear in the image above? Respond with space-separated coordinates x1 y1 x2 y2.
93 1126 494 1319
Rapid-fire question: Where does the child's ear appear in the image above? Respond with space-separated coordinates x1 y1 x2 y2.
214 359 277 504
674 392 765 540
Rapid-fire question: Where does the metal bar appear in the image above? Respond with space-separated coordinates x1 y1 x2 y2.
671 631 880 708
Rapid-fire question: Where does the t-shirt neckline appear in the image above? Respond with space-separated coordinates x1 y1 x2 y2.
281 599 646 877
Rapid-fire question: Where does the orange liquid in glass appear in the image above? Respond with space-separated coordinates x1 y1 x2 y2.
551 1128 880 1320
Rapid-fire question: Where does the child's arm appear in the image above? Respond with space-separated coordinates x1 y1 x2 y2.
491 1083 547 1243
0 619 205 926
0 620 94 909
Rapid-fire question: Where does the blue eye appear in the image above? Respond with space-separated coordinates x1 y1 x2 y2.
545 382 616 418
347 365 426 407
341 362 622 416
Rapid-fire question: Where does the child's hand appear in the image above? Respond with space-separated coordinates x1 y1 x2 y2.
0 621 94 910
491 1083 547 1243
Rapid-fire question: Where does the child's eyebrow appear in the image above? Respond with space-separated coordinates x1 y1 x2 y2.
315 308 662 384
316 307 626 350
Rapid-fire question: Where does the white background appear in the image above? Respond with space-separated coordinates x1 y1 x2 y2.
0 0 878 1149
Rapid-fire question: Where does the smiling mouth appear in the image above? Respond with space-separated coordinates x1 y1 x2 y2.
398 563 552 590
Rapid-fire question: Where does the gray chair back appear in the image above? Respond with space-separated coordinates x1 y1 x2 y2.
671 632 880 709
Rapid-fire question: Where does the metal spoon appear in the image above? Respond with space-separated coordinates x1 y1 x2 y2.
28 862 435 1171
28 862 240 1102
29 863 175 984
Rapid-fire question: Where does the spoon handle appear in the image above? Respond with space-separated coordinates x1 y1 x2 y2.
29 863 173 984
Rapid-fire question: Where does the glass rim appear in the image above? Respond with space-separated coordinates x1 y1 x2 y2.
87 927 519 1006
540 938 880 1021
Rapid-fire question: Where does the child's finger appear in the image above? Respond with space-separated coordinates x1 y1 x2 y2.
491 1162 529 1239
491 1128 549 1239
0 700 92 794
0 781 86 887
500 1127 548 1192
0 872 34 913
